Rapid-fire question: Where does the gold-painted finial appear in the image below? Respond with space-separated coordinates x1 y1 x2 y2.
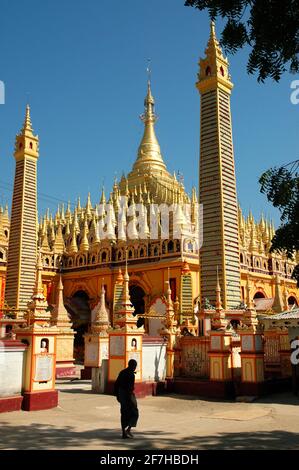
210 20 216 39
143 73 155 124
124 248 129 280
196 19 233 94
22 104 33 133
215 266 223 310
146 57 152 85
131 63 166 174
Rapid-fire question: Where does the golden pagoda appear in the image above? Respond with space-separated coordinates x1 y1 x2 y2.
0 23 298 369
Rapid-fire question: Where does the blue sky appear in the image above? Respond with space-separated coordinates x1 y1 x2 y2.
0 0 297 226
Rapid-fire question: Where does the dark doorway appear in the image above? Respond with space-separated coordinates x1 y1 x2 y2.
129 285 145 328
253 292 265 299
66 290 91 363
288 296 298 307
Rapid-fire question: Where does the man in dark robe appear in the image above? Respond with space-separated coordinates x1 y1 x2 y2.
114 359 139 439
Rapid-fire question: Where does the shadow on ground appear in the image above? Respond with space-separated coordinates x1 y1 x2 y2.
1 424 299 450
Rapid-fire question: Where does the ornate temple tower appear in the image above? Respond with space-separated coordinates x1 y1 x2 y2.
196 23 241 309
5 105 39 309
119 79 189 205
131 80 166 177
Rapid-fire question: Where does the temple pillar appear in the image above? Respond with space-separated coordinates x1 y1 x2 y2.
0 338 27 412
239 328 265 395
279 329 292 377
209 330 233 381
15 253 59 411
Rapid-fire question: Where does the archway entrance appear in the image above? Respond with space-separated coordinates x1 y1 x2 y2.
253 292 265 299
66 290 91 363
129 285 145 328
288 296 298 307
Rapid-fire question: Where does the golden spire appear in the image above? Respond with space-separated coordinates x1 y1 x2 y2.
22 104 33 135
92 283 110 333
162 279 177 331
113 250 136 330
53 222 65 253
210 20 216 39
100 187 106 204
272 274 284 313
66 201 71 220
90 212 100 247
132 77 166 174
77 196 81 213
65 219 70 238
246 275 255 310
61 203 65 222
215 266 223 311
34 250 44 297
69 217 78 254
28 250 51 322
196 21 233 94
14 104 39 161
86 192 92 218
80 214 89 252
52 275 71 327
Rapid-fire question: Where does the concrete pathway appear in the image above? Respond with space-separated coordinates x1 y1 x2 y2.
1 380 299 450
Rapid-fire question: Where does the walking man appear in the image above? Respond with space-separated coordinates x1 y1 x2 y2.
114 359 139 439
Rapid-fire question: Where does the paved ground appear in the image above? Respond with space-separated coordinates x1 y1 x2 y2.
1 380 299 450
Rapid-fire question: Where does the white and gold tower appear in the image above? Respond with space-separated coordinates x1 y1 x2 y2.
5 105 39 310
196 23 241 309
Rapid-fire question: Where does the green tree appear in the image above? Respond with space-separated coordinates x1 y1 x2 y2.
185 0 299 82
259 161 299 286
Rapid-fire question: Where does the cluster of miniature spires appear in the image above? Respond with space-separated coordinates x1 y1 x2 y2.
36 187 199 255
238 206 299 264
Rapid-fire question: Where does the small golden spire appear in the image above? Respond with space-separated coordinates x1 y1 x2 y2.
100 187 106 204
124 248 129 279
34 250 45 298
132 72 166 174
80 214 89 252
53 222 65 253
215 266 223 311
92 283 110 333
52 275 71 327
22 104 33 134
69 222 78 254
210 20 216 40
86 192 92 217
66 201 71 219
272 274 284 313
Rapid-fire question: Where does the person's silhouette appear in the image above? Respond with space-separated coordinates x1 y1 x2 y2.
114 359 139 438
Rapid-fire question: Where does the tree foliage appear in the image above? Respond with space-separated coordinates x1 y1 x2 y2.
185 0 299 82
259 161 299 286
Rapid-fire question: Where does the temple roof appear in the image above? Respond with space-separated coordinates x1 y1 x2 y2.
260 307 299 321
